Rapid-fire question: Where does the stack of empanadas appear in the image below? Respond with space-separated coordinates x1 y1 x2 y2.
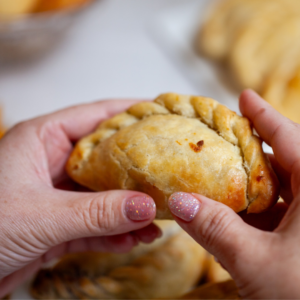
31 221 208 299
198 0 300 124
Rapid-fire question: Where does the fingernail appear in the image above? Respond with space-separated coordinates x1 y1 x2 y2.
168 192 200 222
125 195 156 221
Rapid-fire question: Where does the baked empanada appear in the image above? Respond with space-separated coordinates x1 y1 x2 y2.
0 0 39 16
262 61 300 124
198 0 300 123
66 93 279 219
31 221 207 299
180 280 240 299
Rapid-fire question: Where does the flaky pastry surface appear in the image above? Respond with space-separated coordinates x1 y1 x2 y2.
67 93 279 219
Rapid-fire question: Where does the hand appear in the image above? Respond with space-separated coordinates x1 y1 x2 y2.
0 100 159 297
168 90 300 299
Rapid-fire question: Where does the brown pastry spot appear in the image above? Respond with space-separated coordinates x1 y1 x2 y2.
176 141 182 145
256 175 264 182
185 138 188 141
73 165 79 170
197 140 204 147
189 141 204 153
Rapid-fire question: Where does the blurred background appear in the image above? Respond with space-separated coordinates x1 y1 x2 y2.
0 0 207 129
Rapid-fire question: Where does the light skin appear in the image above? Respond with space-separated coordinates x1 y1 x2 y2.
168 90 300 299
0 100 159 297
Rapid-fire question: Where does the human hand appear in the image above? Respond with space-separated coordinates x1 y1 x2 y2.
168 90 300 299
0 100 159 297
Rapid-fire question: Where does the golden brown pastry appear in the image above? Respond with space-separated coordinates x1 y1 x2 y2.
66 93 279 219
31 222 207 299
0 0 39 16
198 0 300 123
34 0 90 13
180 280 240 299
199 0 272 62
206 255 232 283
262 63 300 124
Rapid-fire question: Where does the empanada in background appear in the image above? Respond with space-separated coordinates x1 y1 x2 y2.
31 221 207 299
198 0 300 124
180 280 240 299
67 93 279 219
0 0 39 16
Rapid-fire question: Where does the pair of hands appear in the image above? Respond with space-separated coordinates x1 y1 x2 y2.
0 90 299 298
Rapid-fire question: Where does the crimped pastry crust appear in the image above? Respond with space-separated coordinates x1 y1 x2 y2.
31 222 207 299
66 93 279 219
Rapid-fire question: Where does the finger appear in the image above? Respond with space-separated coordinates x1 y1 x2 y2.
41 189 156 247
43 234 139 263
132 223 163 244
168 192 269 279
36 99 143 182
36 99 142 141
43 223 162 263
239 89 300 174
268 154 293 204
239 202 288 231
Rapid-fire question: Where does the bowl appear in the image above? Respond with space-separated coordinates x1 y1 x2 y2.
0 0 91 61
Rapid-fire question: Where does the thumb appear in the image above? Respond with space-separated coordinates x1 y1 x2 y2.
168 192 264 275
41 189 156 245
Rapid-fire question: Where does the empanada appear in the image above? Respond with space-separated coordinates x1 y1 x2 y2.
66 93 279 219
199 0 264 60
231 16 300 91
0 0 38 16
31 221 207 299
262 59 300 124
198 0 300 124
180 280 240 299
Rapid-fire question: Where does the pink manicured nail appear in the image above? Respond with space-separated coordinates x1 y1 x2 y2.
168 192 200 222
125 195 156 221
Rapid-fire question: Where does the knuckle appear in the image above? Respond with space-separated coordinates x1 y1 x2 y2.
83 195 117 234
289 120 300 132
7 120 38 142
10 120 32 134
253 107 267 124
197 207 235 250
